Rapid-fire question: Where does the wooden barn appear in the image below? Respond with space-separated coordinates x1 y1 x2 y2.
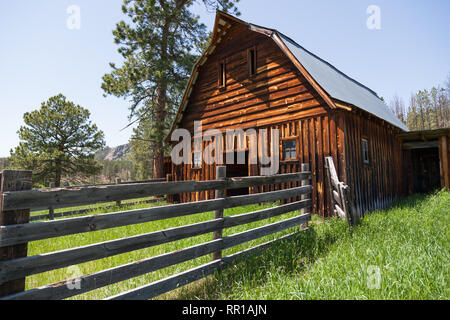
166 11 450 217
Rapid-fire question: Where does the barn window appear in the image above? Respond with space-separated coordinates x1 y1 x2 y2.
218 60 226 88
248 47 257 77
192 152 202 168
362 138 369 164
283 139 297 160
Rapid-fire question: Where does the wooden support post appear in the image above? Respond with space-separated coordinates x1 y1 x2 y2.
166 174 173 203
48 207 55 220
115 178 122 207
301 163 310 228
0 170 33 297
212 166 226 261
439 136 449 189
324 157 334 217
301 163 310 212
48 182 55 220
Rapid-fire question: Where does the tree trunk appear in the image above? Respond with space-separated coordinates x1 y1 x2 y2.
55 161 62 187
152 21 170 179
153 145 164 179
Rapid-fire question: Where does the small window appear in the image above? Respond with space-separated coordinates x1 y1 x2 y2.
218 60 226 88
283 140 297 160
192 152 202 168
248 47 257 76
362 138 369 164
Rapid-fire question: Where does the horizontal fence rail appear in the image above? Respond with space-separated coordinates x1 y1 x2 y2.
0 186 311 247
2 172 310 211
108 232 300 300
0 199 312 283
3 213 310 300
29 197 165 222
0 167 312 300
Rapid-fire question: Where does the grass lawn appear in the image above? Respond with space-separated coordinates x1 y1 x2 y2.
170 189 449 300
24 189 449 300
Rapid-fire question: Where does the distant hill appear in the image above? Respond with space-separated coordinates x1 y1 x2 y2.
95 144 131 161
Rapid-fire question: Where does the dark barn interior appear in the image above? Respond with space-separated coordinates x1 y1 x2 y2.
410 147 441 193
399 128 450 195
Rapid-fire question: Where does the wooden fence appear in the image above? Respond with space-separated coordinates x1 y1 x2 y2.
30 178 167 221
29 198 165 222
0 166 312 300
324 157 359 226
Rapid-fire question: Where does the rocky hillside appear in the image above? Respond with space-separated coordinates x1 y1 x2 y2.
95 144 131 161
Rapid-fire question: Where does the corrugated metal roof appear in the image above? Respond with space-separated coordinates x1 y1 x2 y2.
278 33 409 131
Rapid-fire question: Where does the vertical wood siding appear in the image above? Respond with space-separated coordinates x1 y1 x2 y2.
343 112 403 216
170 19 405 218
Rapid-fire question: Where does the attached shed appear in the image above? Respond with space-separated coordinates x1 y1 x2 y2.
165 11 448 217
399 128 450 194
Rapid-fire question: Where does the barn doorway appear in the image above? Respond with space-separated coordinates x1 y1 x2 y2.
410 147 441 193
224 150 249 196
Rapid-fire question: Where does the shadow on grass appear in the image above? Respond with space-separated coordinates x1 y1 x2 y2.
167 217 348 300
363 191 439 219
166 190 446 300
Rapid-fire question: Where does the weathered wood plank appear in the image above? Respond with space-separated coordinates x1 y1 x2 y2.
0 185 312 247
3 172 310 211
29 198 165 221
212 166 226 261
0 170 32 298
332 190 342 207
2 213 310 300
107 231 302 300
334 204 346 220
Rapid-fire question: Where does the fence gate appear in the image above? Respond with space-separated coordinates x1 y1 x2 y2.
324 157 359 226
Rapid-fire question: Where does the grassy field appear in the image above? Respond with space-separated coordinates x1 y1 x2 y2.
25 189 449 300
25 198 304 300
169 189 449 300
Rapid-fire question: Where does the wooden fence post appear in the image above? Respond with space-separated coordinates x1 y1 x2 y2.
300 163 310 229
301 163 310 218
212 166 226 261
0 170 33 297
48 182 55 220
115 178 122 207
166 174 173 203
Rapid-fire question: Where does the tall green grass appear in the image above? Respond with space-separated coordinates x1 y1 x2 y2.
25 199 303 300
25 190 449 300
172 190 449 300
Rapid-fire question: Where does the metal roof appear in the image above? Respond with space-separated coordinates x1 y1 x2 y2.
278 33 409 131
166 11 409 142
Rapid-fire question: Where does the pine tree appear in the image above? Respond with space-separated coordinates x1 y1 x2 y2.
129 113 155 180
9 94 105 187
101 0 240 178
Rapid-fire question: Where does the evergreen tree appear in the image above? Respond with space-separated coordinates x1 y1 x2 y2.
101 0 239 178
9 94 105 187
129 113 155 180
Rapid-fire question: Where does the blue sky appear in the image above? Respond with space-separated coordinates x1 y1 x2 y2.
0 0 449 157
